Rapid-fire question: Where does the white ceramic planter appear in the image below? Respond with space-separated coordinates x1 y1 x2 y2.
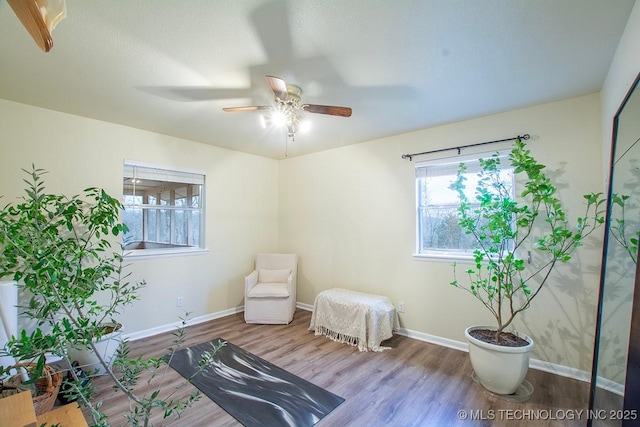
465 325 534 395
67 324 123 375
0 281 18 378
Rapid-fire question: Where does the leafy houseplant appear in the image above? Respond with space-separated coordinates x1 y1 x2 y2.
448 138 605 394
0 166 220 426
610 193 639 265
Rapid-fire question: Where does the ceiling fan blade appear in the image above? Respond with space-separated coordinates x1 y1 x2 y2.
222 106 272 112
265 75 289 101
7 0 56 52
302 104 352 117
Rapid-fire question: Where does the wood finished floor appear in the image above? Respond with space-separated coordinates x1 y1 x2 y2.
89 309 590 427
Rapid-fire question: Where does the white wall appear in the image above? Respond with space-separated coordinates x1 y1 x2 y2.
280 93 604 372
601 0 640 161
0 99 280 333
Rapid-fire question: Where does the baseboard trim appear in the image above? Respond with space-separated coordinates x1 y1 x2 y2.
591 376 625 396
528 359 589 383
128 302 623 396
296 302 314 312
396 327 468 352
123 306 244 342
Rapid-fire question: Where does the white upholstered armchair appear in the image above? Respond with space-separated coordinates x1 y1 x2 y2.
244 253 298 324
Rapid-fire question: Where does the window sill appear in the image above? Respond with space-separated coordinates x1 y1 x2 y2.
413 252 523 264
124 247 209 260
412 253 477 264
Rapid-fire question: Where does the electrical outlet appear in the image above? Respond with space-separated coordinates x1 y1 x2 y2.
176 296 183 307
398 301 405 313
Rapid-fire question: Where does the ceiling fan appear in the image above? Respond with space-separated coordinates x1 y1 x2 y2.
223 75 352 140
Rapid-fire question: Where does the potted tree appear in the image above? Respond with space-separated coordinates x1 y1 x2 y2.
66 321 124 375
0 166 220 426
449 138 605 395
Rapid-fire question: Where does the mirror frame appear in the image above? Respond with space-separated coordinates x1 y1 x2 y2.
588 70 640 424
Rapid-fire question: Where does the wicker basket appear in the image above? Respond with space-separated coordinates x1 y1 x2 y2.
8 363 63 415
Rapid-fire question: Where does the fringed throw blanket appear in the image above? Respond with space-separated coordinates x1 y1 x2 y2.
309 288 399 352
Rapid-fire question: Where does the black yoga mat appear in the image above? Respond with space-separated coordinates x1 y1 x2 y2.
167 338 344 427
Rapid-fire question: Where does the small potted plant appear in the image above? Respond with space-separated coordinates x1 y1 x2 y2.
449 138 605 395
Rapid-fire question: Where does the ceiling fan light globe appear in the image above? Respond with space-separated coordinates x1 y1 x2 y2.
259 115 269 129
271 111 287 126
299 120 311 133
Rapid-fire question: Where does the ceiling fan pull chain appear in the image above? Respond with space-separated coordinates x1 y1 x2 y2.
285 130 289 157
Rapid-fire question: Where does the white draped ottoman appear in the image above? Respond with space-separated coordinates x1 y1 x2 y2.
309 288 399 352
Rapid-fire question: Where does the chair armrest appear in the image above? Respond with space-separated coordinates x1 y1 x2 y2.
245 270 258 294
287 271 296 301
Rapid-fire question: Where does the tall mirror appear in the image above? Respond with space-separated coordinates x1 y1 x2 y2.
589 72 640 427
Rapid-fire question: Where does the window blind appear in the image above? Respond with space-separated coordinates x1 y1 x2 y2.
123 164 204 185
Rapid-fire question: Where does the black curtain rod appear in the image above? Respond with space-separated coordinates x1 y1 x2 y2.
401 134 530 161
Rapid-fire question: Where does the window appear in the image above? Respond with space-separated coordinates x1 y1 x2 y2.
122 162 205 257
415 151 514 259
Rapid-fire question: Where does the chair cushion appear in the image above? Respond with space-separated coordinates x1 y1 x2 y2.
247 282 290 298
258 269 291 283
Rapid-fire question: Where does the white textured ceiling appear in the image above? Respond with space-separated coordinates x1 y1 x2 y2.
0 0 635 159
